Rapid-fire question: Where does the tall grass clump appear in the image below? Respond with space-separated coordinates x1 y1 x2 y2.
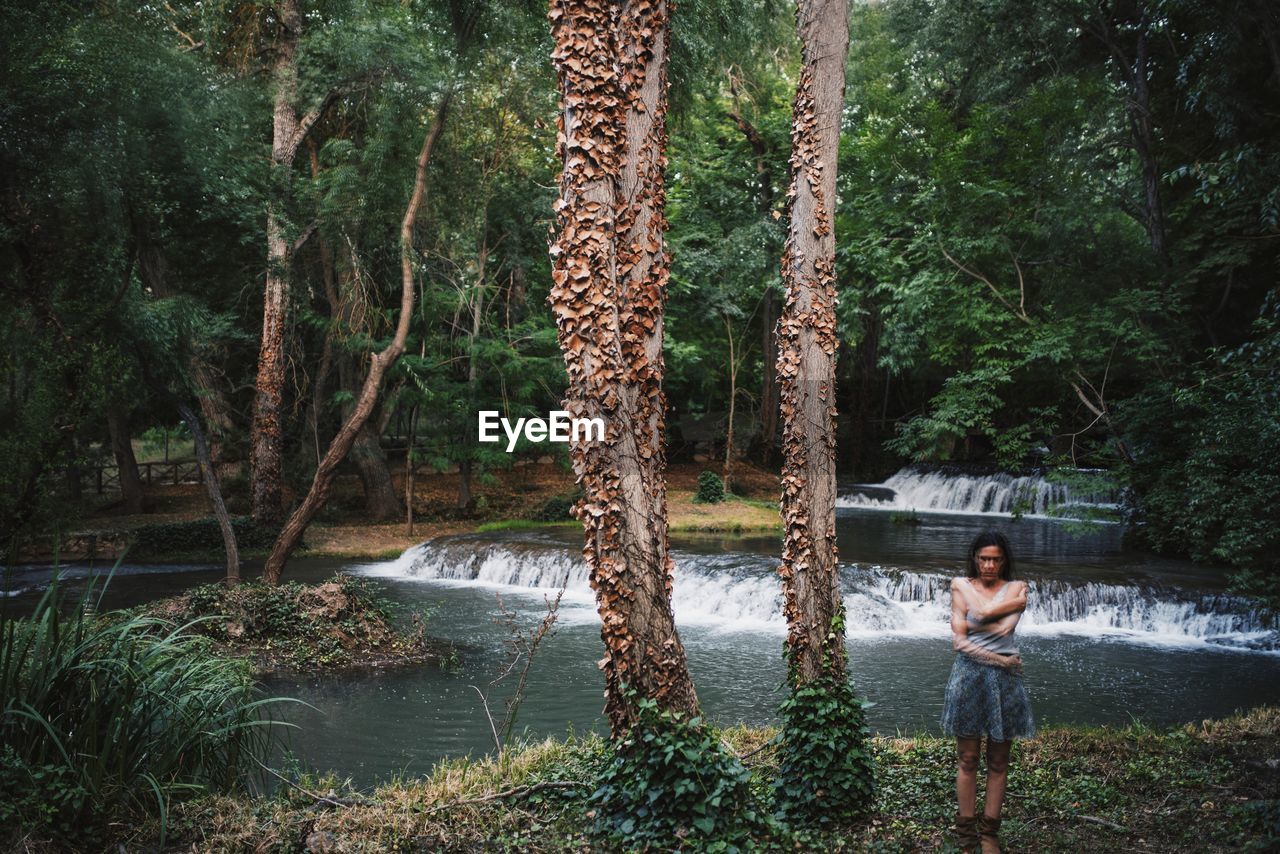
0 577 285 844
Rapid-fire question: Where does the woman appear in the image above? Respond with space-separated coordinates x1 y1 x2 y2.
941 529 1035 854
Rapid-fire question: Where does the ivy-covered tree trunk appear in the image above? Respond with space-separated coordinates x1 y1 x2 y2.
773 0 874 822
777 0 850 684
250 0 305 525
548 0 698 736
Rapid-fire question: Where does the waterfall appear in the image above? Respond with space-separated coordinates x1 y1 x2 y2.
362 537 593 591
836 467 1119 516
358 536 1277 652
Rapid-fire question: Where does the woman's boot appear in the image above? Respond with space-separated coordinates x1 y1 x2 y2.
955 813 980 852
978 814 1002 854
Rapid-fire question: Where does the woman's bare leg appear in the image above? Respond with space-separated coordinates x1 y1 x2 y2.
956 737 981 816
983 738 1012 818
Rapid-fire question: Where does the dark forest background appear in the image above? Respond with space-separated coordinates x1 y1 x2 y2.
3 0 1277 595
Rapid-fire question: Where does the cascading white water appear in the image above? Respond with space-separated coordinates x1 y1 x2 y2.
836 467 1117 516
357 537 1278 652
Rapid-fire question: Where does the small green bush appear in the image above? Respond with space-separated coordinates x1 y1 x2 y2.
774 675 876 825
536 489 582 521
591 695 769 849
694 470 726 504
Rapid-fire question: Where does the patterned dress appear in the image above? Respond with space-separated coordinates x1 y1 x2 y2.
940 578 1036 741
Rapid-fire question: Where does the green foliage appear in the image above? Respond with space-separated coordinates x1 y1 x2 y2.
128 516 278 558
774 675 876 826
1232 798 1280 853
0 578 282 844
694 470 726 504
535 489 581 522
1121 299 1280 603
590 695 769 850
0 0 260 552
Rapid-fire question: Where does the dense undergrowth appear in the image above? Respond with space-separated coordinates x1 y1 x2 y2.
139 573 433 670
78 707 1273 852
0 582 284 848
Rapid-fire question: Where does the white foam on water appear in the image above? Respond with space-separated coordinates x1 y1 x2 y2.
355 538 1278 653
837 467 1118 519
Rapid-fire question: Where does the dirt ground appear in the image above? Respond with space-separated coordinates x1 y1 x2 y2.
43 458 783 561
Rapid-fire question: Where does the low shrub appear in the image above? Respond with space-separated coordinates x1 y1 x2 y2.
694 470 726 504
590 695 770 849
0 580 282 845
535 489 582 521
773 674 876 825
128 516 278 558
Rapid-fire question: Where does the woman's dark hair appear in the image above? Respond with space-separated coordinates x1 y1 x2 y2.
967 529 1014 580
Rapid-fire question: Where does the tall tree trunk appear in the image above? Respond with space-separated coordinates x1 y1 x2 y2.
1128 16 1167 264
759 286 781 463
1085 5 1168 264
107 404 145 514
723 314 737 488
309 140 338 467
548 0 698 736
261 93 451 583
726 84 782 466
188 359 234 467
458 234 488 509
405 402 420 535
176 400 240 584
777 0 849 684
251 0 304 525
351 422 402 521
328 241 402 521
334 321 401 520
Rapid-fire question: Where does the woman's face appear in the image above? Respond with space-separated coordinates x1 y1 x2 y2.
974 544 1006 582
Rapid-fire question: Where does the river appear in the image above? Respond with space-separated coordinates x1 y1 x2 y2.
6 473 1279 788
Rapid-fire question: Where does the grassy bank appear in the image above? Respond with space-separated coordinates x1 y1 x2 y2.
668 493 782 535
112 707 1280 852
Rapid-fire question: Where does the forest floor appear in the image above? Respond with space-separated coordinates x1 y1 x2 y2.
118 706 1279 852
35 459 783 563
